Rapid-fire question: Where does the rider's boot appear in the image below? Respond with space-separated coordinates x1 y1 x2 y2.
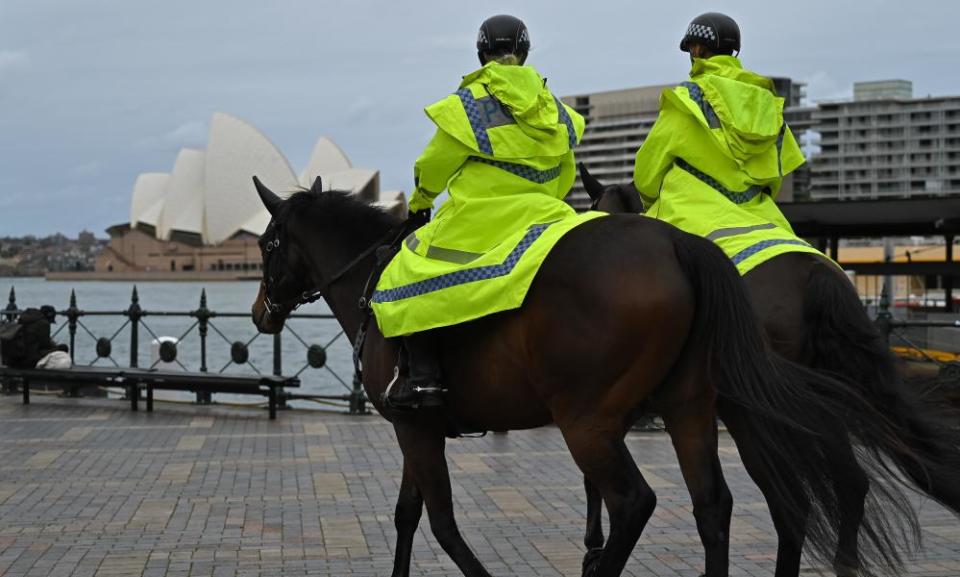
384 331 444 410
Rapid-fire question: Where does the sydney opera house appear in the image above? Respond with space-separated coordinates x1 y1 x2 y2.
93 112 405 279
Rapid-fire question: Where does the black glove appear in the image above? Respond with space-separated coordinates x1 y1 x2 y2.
406 209 431 231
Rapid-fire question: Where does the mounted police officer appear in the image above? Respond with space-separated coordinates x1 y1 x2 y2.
374 14 586 410
632 13 822 276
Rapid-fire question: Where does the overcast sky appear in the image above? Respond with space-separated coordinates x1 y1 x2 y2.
0 1 956 236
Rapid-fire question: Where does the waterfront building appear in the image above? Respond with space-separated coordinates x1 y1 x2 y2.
810 80 960 200
95 113 406 278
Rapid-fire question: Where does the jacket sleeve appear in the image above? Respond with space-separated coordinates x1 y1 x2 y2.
633 108 680 211
410 128 471 212
556 149 576 200
768 125 805 198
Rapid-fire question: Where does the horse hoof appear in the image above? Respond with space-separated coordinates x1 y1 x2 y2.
581 547 603 577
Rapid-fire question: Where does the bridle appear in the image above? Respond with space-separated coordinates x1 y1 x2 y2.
260 219 410 317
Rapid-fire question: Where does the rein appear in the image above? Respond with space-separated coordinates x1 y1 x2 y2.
264 223 409 314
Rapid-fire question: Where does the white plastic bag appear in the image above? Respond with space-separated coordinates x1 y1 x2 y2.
35 351 72 370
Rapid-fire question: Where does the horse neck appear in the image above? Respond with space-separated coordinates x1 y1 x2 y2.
323 265 374 344
301 218 391 344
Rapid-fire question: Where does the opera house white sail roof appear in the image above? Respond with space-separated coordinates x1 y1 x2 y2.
127 112 405 246
130 173 170 231
157 149 205 241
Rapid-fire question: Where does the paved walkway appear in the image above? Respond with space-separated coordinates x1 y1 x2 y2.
0 395 957 576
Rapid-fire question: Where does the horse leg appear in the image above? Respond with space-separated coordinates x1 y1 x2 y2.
827 436 868 577
561 424 655 577
583 477 605 573
718 403 806 577
662 404 732 577
391 461 424 577
393 421 492 577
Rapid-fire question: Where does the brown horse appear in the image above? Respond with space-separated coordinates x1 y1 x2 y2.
250 176 910 577
580 164 960 577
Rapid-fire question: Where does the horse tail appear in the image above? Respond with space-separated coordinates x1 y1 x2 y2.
670 230 918 576
804 261 960 514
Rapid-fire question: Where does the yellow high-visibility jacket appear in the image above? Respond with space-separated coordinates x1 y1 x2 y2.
634 55 823 274
372 61 601 337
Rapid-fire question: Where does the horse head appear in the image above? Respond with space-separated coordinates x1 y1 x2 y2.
250 175 401 336
578 163 645 214
251 176 323 334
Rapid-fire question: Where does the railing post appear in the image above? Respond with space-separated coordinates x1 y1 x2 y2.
4 286 16 322
128 286 141 369
876 280 893 347
194 289 211 404
67 290 79 364
273 332 287 409
350 371 367 415
1 286 14 392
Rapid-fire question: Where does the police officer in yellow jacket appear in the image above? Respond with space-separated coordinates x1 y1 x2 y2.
379 15 586 410
633 13 823 275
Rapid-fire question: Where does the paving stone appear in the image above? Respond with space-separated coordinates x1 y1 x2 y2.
0 395 957 576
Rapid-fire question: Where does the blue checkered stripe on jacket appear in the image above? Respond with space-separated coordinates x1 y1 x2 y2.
470 157 561 184
457 89 516 155
554 97 578 148
457 89 495 155
371 224 552 304
680 82 721 129
676 159 766 204
731 239 811 265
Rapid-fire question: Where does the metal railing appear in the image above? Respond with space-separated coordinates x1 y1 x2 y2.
1 285 367 414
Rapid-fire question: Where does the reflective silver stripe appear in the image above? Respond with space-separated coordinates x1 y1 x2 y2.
706 223 778 242
405 233 420 252
405 232 482 264
425 245 483 264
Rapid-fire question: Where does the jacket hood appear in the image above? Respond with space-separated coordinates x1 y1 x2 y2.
461 62 562 135
688 56 785 163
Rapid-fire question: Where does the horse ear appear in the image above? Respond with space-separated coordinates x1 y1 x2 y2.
578 162 605 201
310 176 323 194
253 176 282 216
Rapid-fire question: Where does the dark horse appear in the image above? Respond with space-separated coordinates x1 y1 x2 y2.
580 164 960 577
250 176 910 577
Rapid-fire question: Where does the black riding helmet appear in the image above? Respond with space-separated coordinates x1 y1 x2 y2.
679 12 741 55
477 14 530 65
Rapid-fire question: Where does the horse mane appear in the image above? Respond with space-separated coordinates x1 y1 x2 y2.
280 188 402 245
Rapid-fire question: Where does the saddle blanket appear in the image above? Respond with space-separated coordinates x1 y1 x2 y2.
370 211 605 337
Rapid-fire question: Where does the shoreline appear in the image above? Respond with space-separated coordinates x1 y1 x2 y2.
43 271 261 282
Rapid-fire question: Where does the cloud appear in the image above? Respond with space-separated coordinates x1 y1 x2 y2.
136 120 208 150
804 70 852 103
0 50 30 78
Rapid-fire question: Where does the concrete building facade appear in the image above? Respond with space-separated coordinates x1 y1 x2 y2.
562 77 811 209
810 81 960 200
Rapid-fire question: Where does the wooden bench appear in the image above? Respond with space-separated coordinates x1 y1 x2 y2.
0 365 300 419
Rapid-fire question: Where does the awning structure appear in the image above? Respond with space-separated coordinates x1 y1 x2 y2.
780 198 960 309
781 198 960 238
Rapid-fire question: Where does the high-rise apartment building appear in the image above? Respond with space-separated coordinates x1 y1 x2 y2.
810 81 960 200
562 78 811 209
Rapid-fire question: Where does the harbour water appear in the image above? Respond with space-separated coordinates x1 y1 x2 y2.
2 278 356 406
